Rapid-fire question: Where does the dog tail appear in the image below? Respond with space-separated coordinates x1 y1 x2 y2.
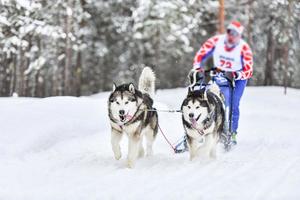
138 67 156 98
208 83 221 94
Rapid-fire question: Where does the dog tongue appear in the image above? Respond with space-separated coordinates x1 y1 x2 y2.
120 113 133 122
190 118 197 126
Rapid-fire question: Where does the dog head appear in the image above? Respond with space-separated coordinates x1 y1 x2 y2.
181 89 210 125
108 83 142 123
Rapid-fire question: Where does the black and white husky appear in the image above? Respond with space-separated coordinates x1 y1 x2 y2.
108 67 158 168
181 84 225 160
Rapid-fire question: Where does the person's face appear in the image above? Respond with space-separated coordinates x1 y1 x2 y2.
226 29 241 45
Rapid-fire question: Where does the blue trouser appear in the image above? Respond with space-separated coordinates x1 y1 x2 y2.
217 80 247 133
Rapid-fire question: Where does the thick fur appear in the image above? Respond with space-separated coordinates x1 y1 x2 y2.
181 83 225 160
138 67 156 98
108 67 158 168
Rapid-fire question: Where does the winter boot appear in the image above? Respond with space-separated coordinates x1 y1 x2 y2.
231 132 237 145
174 135 189 153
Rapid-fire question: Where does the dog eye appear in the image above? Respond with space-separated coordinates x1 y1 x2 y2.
125 101 129 105
187 106 191 109
196 106 200 109
116 101 120 105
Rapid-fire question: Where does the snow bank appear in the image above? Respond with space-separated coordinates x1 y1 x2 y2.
0 87 299 200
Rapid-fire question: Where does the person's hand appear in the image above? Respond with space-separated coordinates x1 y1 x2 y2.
214 67 223 73
234 71 242 80
192 66 204 72
224 71 242 81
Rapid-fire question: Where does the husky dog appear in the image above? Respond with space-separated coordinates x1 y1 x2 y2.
108 67 158 168
181 84 225 160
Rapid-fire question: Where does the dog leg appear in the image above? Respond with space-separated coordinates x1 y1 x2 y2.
111 128 122 160
209 135 219 159
144 127 155 156
138 136 145 158
199 134 218 159
127 134 140 168
209 146 217 159
209 141 217 159
198 135 213 158
188 137 198 161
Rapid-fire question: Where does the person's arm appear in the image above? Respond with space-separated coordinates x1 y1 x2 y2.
238 43 253 80
193 35 220 69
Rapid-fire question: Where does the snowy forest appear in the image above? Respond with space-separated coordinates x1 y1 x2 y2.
0 0 299 97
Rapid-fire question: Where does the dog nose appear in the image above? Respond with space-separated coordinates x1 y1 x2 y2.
119 110 125 115
189 113 194 118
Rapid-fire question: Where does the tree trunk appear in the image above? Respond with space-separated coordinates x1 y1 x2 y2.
15 47 25 96
246 0 254 47
10 55 17 96
283 45 288 94
75 51 82 96
24 35 32 96
0 56 12 96
283 0 293 95
52 11 64 96
64 0 73 95
264 23 274 85
218 0 225 34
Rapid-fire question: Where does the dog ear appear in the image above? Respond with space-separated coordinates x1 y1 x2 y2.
188 86 194 96
112 83 117 92
129 83 135 94
188 87 192 94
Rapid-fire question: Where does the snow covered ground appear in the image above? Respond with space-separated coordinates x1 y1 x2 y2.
0 86 300 200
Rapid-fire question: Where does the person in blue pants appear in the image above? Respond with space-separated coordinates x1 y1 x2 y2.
219 79 247 142
192 21 254 144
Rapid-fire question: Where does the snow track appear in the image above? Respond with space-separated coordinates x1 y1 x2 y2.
0 87 299 200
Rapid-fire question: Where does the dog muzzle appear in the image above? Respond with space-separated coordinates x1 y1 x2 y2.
119 113 133 123
189 114 201 125
119 114 126 122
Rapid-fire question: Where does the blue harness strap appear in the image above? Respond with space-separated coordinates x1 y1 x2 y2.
174 135 188 153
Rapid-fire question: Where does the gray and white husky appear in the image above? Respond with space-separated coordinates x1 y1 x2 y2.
108 67 158 168
181 84 225 160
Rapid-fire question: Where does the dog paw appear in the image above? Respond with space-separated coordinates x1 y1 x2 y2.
146 151 153 157
114 152 122 160
209 151 216 159
189 153 196 161
127 160 135 168
138 148 145 158
146 147 153 156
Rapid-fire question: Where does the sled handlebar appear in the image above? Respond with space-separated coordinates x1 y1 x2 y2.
203 67 236 87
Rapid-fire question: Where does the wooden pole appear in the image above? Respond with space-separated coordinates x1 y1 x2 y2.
284 0 293 95
219 0 225 33
64 0 73 95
